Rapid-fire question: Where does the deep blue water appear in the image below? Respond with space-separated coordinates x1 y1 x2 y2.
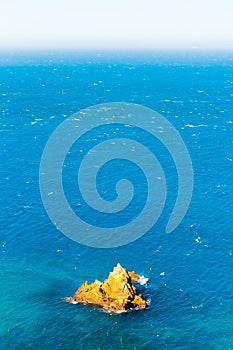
0 51 233 349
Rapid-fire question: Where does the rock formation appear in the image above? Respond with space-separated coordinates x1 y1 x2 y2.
65 263 147 313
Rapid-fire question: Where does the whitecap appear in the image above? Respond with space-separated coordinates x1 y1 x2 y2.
138 275 149 285
195 237 202 244
185 124 208 128
192 303 203 309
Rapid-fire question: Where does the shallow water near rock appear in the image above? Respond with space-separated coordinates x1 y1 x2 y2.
0 51 233 349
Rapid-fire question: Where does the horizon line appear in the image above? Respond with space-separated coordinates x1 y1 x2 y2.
0 39 233 51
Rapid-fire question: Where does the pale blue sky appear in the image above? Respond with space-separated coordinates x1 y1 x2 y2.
0 0 233 49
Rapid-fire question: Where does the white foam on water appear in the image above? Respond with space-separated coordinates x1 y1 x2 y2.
138 275 149 285
185 124 208 128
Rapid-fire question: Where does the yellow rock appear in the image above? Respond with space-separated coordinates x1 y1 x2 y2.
128 270 141 283
65 263 147 313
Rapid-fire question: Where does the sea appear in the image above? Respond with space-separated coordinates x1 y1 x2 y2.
0 50 233 349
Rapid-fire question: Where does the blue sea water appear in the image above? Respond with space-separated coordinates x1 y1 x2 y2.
0 50 233 349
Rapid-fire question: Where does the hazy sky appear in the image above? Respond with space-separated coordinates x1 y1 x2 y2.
0 0 233 49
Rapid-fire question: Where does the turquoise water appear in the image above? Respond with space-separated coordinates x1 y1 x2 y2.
0 51 233 349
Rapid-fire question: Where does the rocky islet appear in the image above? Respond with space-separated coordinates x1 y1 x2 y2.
65 263 148 313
